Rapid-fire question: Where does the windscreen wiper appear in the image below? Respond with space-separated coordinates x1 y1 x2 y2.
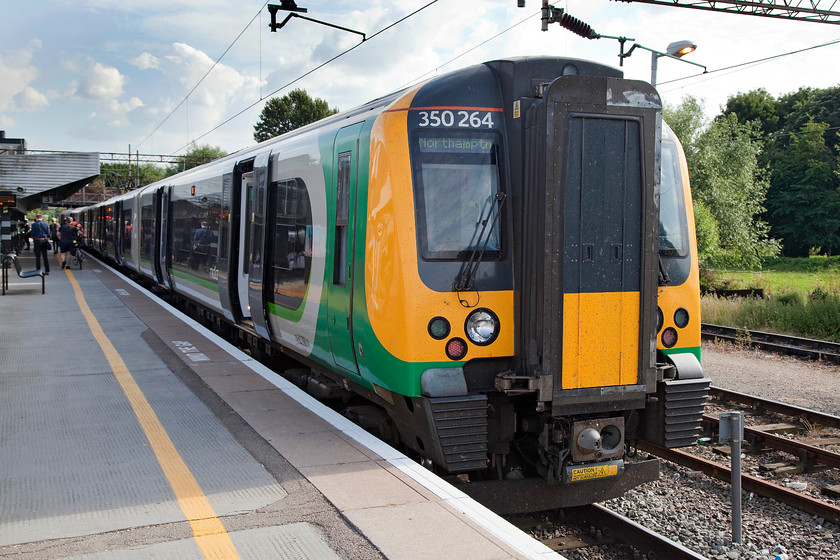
454 191 507 293
658 253 671 286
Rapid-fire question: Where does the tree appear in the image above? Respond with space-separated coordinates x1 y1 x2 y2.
723 88 779 134
664 97 778 266
253 89 338 142
765 119 840 256
100 162 166 191
165 144 227 177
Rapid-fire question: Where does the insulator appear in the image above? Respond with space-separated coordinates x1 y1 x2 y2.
557 11 598 39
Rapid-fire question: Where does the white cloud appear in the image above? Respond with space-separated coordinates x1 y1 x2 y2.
78 61 126 100
156 42 261 126
13 86 49 110
0 39 41 111
86 96 145 131
131 52 159 70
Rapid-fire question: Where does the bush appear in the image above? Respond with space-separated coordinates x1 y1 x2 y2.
701 292 840 342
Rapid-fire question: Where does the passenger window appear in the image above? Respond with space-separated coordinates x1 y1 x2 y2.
334 153 351 286
270 178 312 310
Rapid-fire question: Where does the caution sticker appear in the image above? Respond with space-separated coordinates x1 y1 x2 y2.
569 463 619 482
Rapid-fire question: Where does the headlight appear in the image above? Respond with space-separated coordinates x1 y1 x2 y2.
465 308 499 346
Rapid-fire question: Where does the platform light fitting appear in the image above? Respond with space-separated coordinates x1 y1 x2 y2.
667 40 697 58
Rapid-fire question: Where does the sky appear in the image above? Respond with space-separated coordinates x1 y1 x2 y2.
2 0 840 159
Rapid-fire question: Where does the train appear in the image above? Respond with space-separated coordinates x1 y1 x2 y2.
66 56 710 513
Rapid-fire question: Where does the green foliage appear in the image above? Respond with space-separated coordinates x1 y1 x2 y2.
760 255 840 272
765 119 840 256
722 88 779 134
692 199 719 265
663 95 705 153
701 292 840 342
665 96 778 268
253 89 338 142
719 86 840 258
100 162 166 191
165 144 227 177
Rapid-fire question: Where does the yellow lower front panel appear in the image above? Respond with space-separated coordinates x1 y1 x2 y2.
562 291 640 389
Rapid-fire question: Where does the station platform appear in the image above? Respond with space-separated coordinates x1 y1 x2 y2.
0 249 561 560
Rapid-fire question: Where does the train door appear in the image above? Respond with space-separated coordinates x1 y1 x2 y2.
152 186 165 284
543 76 659 397
160 186 173 289
247 151 272 339
327 123 363 375
238 170 254 319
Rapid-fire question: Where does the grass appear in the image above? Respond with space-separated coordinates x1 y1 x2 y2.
700 256 840 343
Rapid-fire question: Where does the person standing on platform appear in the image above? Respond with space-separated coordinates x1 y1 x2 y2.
49 217 59 253
57 218 79 270
30 214 51 275
22 219 30 250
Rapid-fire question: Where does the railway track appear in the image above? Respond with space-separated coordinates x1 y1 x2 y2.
638 442 840 527
701 323 840 364
639 386 840 526
509 504 709 559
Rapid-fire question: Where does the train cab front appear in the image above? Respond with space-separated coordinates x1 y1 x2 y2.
489 59 710 510
362 58 710 513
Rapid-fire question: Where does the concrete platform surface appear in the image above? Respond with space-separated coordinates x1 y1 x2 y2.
0 250 561 560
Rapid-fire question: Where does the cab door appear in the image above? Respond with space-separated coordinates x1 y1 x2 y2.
327 124 363 375
247 151 272 339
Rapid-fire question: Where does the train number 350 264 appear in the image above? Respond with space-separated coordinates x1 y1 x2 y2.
418 110 494 128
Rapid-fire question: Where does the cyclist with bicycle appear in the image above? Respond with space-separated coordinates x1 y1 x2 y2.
57 218 80 270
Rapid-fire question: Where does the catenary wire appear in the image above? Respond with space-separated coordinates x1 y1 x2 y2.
169 0 441 155
135 2 269 151
657 36 840 89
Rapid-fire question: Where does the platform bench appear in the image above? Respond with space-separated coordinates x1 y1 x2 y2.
2 253 45 295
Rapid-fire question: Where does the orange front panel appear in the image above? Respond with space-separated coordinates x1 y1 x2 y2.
364 93 514 364
562 292 640 389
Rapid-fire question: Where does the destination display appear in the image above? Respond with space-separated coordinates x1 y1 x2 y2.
417 136 495 154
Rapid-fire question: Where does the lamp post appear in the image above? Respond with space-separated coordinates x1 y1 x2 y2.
651 40 697 87
620 39 705 87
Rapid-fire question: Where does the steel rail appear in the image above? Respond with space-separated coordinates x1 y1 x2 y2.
637 442 840 526
701 323 840 365
511 505 710 559
571 504 710 560
703 413 840 469
709 386 840 430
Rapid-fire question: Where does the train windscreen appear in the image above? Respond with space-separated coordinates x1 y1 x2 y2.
659 139 692 286
659 140 688 258
412 132 503 260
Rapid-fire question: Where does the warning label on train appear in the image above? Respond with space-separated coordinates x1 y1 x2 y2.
569 463 619 482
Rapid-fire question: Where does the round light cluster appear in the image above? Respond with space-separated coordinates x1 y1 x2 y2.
446 337 468 360
428 316 450 340
464 308 499 346
657 306 690 348
430 308 500 361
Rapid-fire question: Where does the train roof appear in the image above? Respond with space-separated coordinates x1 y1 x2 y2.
87 56 632 210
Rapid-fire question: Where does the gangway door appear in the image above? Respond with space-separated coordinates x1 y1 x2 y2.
524 75 661 408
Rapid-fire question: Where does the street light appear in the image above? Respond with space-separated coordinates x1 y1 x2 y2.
652 40 697 87
620 39 705 87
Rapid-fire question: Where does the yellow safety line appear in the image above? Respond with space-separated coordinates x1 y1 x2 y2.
66 269 240 560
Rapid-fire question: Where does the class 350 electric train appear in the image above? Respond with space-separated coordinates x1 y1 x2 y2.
66 56 710 513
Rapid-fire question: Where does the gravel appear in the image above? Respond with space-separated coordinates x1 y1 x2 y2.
535 341 840 559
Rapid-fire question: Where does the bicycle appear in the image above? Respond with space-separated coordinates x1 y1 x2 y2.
73 240 85 269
